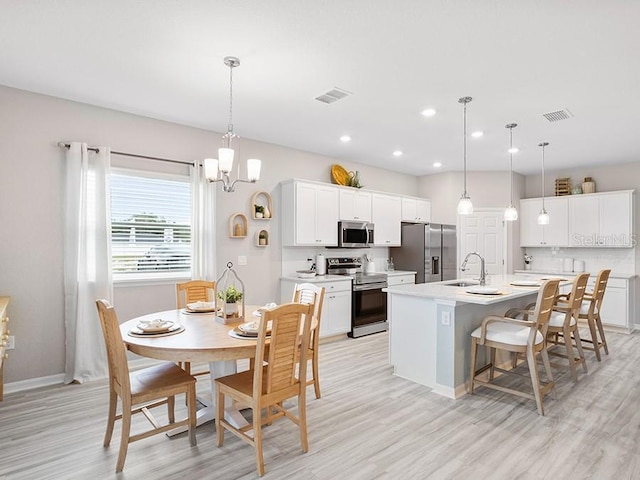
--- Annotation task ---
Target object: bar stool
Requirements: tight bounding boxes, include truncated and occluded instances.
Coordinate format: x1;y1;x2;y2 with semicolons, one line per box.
579;269;611;361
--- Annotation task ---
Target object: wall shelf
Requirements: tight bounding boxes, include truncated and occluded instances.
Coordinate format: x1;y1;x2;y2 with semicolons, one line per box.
229;213;248;238
256;229;269;247
251;191;273;220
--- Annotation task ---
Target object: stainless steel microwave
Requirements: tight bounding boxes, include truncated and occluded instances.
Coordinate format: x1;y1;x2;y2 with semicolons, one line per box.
337;221;374;248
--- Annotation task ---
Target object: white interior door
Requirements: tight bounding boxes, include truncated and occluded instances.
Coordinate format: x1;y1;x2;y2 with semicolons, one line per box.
458;209;506;278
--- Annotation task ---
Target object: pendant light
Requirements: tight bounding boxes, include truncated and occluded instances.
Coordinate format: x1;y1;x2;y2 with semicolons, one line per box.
457;96;473;215
504;123;518;221
204;56;262;193
537;142;550;225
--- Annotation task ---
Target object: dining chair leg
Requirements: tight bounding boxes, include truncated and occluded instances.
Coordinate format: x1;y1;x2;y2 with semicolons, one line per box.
104;390;117;446
526;349;544;415
573;328;588;373
298;391;309;453
311;351;321;399
215;387;225;447
596;313;609;355
167;395;175;424
469;338;478;394
564;326;578;382
116;399;132;472
254;403;265;476
188;384;197;446
541;347;556;400
586;314;602;361
489;347;496;381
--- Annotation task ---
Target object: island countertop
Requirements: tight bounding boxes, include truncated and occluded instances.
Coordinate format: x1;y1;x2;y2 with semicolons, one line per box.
383;274;572;305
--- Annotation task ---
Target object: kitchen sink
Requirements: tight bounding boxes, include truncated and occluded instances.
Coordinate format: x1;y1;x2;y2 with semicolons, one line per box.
442;280;480;287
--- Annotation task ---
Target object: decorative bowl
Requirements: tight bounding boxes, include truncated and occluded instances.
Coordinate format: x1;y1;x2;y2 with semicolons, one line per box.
296;270;316;279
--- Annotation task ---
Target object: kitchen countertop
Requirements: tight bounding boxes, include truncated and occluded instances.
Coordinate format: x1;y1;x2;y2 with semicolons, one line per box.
281;270;416;282
514;269;637;280
384;274;572;305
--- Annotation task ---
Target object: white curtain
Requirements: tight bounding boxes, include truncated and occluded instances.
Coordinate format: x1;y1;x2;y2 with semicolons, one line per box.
63;143;113;384
191;161;217;280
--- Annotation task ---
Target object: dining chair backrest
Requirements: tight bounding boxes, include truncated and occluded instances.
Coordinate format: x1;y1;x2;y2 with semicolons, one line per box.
592;269;611;309
255;303;314;397
176;280;215;309
291;283;325;326
532;279;562;338
96;299;130;397
565;273;590;315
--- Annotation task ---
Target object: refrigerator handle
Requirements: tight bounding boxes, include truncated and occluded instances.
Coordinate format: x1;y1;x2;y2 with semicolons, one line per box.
432;256;440;276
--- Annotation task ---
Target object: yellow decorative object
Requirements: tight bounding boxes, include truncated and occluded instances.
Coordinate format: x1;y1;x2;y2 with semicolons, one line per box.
331;164;350;186
229;213;248;238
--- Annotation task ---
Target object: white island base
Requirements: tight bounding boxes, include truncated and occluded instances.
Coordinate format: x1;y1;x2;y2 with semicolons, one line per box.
385;275;564;399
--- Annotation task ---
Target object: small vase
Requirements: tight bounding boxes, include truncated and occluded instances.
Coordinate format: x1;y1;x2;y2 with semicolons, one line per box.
255;212;264;219
224;303;238;316
525;263;532;270
263;207;271;218
259;238;266;245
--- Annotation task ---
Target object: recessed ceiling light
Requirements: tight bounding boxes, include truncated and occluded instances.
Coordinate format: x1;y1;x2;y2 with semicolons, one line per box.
421;108;437;117
340;135;351;143
508;147;519;154
433;162;442;168
393;150;403;157
471;131;484;138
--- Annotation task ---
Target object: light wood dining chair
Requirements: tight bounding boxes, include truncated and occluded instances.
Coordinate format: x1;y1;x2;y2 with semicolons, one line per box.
175;280;215;376
578;269;611;361
469;279;560;415
215;302;314;476
95;300;197;472
547;272;590;381
292;282;326;399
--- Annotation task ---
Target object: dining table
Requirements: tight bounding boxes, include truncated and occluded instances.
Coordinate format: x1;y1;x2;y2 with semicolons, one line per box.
120;304;266;435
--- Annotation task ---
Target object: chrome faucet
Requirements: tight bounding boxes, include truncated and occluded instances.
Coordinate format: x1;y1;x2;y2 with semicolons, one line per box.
461;252;487;286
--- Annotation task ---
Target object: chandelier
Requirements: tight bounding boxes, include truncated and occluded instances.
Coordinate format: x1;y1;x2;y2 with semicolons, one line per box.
204;56;261;192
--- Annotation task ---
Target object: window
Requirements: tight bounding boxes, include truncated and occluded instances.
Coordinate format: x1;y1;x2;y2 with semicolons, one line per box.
111;170;191;280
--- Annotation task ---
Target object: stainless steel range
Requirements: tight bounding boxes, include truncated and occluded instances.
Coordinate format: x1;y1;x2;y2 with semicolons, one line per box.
326;257;388;337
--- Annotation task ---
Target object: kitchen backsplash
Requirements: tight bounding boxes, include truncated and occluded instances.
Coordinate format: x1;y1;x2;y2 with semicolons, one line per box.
282;246;390;276
523;247;636;275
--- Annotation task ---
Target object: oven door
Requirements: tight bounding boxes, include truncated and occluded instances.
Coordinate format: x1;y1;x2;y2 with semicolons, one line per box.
350;283;387;337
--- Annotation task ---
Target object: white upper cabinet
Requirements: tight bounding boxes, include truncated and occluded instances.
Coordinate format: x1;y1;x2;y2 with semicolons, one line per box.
401;197;431;223
281;180;339;246
568;190;634;247
339;188;372;221
519;196;569;247
372;193;402;246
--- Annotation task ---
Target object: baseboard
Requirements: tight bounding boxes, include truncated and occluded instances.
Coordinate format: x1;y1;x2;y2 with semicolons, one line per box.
3;357;166;396
5;373;65;395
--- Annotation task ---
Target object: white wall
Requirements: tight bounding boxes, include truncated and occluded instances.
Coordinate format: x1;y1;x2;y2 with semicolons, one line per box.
0;85;416;384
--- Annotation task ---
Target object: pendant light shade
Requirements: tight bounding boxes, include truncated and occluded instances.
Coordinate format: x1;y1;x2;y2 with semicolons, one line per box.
504;123;518;221
537;142;550;225
457;96;473;215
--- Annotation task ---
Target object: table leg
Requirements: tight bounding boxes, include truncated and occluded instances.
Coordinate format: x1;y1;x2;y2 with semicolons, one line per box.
167;360;250;437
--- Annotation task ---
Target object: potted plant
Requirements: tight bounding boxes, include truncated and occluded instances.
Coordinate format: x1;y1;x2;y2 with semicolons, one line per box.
524;254;533;270
258;231;267;245
218;285;243;315
254;204;265;218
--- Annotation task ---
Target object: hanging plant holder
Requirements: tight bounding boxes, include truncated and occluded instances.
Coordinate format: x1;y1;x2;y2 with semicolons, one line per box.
214;262;246;325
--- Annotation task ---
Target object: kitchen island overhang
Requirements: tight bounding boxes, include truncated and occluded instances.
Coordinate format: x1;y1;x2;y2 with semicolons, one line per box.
384;275;572;399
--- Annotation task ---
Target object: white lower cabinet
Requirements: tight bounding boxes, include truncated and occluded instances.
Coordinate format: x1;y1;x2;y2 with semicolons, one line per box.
280;278;352;337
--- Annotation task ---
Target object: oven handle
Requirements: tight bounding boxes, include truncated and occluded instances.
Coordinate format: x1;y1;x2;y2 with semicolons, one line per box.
353;283;387;292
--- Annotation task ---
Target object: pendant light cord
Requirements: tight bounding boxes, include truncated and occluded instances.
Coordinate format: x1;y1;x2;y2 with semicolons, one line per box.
463;101;467;195
509;128;514;206
541;143;546;209
228;62;234;134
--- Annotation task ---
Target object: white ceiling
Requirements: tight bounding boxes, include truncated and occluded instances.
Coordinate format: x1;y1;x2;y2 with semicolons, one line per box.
1;1;639;175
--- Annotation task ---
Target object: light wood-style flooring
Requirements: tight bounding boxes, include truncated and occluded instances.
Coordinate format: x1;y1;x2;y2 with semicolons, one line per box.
1;329;640;479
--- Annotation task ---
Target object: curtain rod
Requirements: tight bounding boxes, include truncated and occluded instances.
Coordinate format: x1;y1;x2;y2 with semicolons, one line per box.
57;142;195;167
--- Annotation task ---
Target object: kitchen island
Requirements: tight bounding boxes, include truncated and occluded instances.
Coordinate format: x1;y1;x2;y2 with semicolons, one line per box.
384;274;572;399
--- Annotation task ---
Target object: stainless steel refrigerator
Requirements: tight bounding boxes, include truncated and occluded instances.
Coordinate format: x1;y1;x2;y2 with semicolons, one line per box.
391;223;457;283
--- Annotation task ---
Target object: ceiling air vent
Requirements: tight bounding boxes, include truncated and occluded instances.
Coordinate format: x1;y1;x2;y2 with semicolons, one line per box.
542;108;573;122
315;87;352;104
